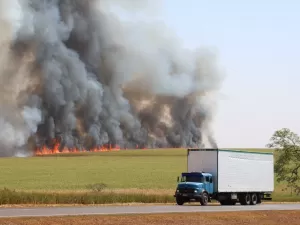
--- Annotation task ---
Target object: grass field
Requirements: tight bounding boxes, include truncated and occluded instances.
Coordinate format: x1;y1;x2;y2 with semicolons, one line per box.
0;148;187;191
1;211;299;225
0;148;298;204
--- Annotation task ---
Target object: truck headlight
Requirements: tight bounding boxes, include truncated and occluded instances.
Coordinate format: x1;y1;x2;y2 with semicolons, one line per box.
194;189;198;193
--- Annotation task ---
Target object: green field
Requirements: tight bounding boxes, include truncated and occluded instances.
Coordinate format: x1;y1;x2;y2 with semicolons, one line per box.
1;148;187;191
0;148;298;204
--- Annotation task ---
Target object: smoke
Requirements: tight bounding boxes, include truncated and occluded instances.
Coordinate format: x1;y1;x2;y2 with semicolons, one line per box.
0;0;223;157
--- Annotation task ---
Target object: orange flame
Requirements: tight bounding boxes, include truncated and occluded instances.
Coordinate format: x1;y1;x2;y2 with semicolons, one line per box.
34;139;122;156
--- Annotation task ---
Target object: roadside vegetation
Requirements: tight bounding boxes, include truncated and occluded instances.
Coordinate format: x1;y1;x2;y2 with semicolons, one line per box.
0;188;174;205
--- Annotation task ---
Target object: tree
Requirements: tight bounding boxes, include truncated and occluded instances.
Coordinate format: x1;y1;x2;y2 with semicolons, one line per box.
267;128;300;195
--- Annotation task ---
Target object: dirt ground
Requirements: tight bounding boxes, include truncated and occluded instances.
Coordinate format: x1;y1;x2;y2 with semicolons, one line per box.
0;210;299;225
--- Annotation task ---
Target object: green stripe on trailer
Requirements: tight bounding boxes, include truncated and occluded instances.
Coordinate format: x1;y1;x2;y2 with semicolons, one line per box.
187;148;273;155
220;149;273;155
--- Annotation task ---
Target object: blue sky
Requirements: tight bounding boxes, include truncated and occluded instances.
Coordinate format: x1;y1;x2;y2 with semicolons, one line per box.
160;0;300;148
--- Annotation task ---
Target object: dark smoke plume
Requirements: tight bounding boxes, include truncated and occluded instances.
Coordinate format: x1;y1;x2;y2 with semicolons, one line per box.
0;0;223;157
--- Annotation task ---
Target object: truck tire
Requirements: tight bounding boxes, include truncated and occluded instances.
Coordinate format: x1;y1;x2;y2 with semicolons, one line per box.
200;192;209;206
176;197;185;205
250;193;258;205
239;193;251;205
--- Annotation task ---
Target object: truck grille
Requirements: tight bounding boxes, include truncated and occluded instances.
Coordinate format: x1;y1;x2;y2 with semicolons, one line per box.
178;188;195;194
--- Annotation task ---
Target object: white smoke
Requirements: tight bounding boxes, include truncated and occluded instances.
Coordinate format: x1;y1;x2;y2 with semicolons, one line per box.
0;0;223;156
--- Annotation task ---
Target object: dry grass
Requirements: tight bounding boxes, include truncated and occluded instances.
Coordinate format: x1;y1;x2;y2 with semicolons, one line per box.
20;188;174;195
0;188;174;205
0;211;299;225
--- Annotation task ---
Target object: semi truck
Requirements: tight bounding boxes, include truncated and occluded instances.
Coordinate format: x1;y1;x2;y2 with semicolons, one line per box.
174;148;274;206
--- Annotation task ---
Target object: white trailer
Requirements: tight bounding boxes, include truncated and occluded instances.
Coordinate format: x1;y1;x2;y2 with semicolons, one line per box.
174;149;274;206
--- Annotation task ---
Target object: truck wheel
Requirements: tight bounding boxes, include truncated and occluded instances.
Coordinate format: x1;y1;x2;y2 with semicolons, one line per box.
240;193;251;205
250;193;258;205
176;197;184;205
200;192;209;206
200;193;208;206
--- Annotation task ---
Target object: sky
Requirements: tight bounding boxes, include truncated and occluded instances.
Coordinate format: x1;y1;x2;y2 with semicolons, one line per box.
159;0;300;148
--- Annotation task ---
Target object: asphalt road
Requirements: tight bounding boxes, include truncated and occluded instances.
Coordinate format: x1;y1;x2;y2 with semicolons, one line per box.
0;204;300;218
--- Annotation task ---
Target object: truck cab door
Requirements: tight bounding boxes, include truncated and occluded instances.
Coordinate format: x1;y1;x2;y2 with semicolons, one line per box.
204;176;213;194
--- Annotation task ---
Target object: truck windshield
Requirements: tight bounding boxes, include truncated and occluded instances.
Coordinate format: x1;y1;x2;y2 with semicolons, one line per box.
181;175;204;183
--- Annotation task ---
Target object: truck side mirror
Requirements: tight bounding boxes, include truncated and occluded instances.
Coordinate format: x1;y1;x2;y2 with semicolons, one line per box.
177;176;179;182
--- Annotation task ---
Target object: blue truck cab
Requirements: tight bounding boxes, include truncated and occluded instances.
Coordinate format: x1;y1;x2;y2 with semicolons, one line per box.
174;172;213;206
